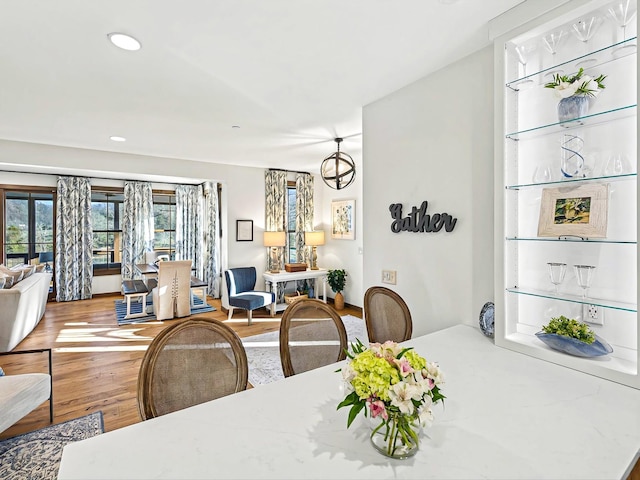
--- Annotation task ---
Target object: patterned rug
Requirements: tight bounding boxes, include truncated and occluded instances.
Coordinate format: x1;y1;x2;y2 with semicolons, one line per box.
0;411;104;480
242;315;368;386
115;294;215;325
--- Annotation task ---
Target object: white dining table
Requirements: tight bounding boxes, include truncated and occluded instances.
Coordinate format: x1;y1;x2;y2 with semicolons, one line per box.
58;324;640;479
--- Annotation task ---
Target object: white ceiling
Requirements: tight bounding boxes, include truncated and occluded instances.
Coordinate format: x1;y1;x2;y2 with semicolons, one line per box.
0;0;525;173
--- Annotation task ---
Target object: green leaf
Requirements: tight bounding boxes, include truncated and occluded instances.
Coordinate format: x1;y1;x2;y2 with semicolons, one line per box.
337;391;359;410
346;402;365;428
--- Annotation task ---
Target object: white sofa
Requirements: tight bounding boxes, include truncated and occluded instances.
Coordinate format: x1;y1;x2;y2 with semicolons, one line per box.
0;272;52;352
0;348;53;433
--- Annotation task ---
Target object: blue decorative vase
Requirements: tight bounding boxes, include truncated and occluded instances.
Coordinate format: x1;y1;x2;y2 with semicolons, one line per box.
557;95;589;123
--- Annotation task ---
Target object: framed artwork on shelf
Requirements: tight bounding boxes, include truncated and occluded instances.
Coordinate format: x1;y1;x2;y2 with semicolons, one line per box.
537;184;609;238
331;199;355;240
236;220;254;242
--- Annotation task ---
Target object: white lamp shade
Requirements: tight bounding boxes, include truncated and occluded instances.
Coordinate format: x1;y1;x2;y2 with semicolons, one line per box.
305;231;325;246
263;231;286;247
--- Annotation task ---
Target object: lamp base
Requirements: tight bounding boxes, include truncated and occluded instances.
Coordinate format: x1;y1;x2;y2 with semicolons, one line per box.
310;266;319;270
269;268;280;274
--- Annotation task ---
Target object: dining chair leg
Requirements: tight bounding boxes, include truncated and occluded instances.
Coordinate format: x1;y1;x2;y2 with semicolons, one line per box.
227;306;233;321
247;309;253;326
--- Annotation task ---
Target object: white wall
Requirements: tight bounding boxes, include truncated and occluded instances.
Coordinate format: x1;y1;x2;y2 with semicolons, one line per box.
0;140;271;294
318;162;364;308
362;46;495;336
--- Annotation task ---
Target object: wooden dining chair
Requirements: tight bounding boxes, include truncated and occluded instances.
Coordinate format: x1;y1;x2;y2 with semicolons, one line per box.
152;260;192;320
137;318;248;420
279;299;347;377
363;286;413;344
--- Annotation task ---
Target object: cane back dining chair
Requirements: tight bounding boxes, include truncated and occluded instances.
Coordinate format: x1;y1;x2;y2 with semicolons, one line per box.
137;318;248;420
279;298;347;377
363;286;413;344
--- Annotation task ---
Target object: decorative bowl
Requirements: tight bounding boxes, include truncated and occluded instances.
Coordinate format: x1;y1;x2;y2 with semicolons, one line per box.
535;332;613;357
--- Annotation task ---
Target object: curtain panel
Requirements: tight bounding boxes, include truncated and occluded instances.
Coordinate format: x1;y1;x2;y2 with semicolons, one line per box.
202;181;220;297
295;173;314;264
175;184;203;277
264;170;287;273
121;181;154;280
55;176;93;301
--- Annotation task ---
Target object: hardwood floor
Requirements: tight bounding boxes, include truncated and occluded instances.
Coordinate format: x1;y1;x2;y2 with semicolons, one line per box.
0;294;362;440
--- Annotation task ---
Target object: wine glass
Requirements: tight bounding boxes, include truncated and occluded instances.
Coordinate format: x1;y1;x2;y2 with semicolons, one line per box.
604;153;631;175
608;0;637;55
574;265;596;298
542;30;567;79
514;43;536;88
548;262;567;294
571;15;603;67
533;162;553;183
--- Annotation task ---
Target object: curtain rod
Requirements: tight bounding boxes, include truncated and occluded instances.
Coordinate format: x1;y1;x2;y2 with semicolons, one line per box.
0;168;203;187
268;168;312;175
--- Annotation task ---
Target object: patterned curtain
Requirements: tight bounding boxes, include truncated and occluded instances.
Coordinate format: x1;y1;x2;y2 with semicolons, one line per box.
202;181;221;297
295;173;314;265
121;182;154;280
55;176;93;301
175;184;203;276
264;170;287;272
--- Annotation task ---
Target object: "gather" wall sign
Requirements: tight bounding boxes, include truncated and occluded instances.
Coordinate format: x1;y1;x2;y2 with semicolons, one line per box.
389;201;457;233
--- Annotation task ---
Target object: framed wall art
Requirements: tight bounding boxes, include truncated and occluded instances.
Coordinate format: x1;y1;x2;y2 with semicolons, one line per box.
537;184;609;238
331;199;355;240
236;219;254;242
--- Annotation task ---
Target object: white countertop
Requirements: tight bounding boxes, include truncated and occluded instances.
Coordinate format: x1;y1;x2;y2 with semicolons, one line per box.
58;325;640;479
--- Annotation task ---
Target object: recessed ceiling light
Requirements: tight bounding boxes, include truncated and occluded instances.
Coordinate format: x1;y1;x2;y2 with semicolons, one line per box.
107;33;141;51
110;136;126;142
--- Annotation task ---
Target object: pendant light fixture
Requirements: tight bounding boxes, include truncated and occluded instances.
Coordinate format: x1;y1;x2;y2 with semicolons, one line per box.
320;137;356;190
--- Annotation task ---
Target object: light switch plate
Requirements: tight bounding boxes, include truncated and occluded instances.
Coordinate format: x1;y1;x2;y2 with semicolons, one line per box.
382;270;397;285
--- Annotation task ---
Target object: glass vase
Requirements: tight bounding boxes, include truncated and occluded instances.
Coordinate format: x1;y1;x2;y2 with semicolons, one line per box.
557;95;589;123
370;414;421;459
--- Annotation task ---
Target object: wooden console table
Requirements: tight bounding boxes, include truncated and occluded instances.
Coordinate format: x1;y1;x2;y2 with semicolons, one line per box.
263;268;328;314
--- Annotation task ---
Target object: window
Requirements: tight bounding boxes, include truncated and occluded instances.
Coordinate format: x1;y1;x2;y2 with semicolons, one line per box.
3;190;54;268
153;193;176;260
91;191;123;273
286;182;296;263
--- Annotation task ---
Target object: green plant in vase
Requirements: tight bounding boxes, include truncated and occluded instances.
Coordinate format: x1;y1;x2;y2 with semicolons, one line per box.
541;315;595;344
327;269;347;310
544;68;606;123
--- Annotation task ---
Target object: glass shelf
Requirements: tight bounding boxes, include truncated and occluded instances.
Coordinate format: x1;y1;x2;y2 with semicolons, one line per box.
506;287;637;312
506;104;637;140
506;37;637;89
506;173;637;190
505;236;636;244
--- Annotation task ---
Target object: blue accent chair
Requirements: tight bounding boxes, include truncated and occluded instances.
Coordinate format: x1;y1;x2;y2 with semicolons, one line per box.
225;267;275;325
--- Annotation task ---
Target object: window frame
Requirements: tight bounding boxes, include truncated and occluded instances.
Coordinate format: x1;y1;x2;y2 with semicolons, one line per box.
91;188;124;276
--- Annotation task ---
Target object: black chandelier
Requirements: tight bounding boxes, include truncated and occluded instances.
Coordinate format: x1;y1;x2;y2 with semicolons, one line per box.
320;137;356;190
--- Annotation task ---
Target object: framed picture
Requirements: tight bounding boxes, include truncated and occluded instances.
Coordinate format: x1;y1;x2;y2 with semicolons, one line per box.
537;184;609;238
236;220;253;242
331;199;355;240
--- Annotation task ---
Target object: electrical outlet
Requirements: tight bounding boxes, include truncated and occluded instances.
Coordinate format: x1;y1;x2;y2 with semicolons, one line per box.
583;304;604;326
382;270;397;285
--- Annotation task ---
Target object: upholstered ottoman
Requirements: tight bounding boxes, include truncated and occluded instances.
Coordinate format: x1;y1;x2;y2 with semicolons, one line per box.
0;373;51;433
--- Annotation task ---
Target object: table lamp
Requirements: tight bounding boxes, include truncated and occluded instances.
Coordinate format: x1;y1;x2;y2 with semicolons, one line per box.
263;231;286;273
38;251;54;273
304;231;325;270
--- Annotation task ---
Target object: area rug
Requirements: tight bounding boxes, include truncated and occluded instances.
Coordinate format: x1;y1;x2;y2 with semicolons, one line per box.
0;411;104;480
242;315;368;386
115;294;215;325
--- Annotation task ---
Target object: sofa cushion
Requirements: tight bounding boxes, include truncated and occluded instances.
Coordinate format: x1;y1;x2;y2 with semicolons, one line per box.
0;272;13;289
0;265;23;286
11;264;36;279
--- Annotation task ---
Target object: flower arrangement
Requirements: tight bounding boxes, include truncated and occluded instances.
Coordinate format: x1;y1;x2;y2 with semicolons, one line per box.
544;68;606;98
541;315;595;344
337;339;445;458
